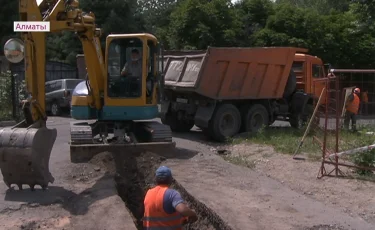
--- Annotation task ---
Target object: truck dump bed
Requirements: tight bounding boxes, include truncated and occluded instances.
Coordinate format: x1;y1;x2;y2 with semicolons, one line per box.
162;47;307;100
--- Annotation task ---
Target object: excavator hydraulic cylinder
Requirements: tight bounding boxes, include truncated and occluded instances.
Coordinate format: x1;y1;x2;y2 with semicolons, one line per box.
0;125;57;190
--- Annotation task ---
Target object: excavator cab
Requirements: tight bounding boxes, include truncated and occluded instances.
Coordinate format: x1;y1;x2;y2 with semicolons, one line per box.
70;34;160;121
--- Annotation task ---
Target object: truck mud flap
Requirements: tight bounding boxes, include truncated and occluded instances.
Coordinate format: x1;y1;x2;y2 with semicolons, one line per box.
194;103;216;128
70;141;176;163
0;126;57;190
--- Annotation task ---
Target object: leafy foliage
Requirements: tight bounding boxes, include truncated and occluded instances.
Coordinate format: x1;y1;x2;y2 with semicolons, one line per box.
0;71;26;121
1;0;374;68
167;0;239;49
351;149;375;175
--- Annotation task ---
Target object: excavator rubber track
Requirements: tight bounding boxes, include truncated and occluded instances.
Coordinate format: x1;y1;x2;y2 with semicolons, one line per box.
0;122;57;190
69;121;175;163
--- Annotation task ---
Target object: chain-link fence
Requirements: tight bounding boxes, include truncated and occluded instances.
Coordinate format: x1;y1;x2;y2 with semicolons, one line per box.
334;70;375;117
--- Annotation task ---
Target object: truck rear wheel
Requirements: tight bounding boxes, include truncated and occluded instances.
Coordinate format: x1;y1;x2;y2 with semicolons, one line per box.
208;104;241;142
162;112;194;132
244;104;269;133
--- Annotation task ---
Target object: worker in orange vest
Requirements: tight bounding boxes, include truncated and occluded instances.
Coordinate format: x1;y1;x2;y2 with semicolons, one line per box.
344;87;361;132
143;166;198;229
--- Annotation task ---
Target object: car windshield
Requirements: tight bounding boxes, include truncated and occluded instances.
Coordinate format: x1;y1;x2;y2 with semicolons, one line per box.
45;80;62;93
66;79;84;89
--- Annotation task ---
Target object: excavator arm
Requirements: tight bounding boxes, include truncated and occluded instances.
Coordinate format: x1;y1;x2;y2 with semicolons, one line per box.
0;0;106;190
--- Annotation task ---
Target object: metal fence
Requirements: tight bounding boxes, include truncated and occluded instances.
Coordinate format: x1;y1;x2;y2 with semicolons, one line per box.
333;70;375;117
10;60;78;82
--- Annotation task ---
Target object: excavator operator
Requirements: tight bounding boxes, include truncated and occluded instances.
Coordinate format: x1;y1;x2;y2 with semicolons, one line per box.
121;48;142;77
120;47;154;96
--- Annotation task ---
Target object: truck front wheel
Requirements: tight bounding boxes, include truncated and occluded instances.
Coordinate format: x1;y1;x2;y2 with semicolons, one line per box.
289;114;304;129
244;104;269;133
290;104;313;129
208;104;241;142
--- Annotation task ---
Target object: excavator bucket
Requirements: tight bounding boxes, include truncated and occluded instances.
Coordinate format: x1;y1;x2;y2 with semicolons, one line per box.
0;123;57;190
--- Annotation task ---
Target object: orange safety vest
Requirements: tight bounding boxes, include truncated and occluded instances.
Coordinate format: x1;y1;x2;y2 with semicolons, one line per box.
143;185;186;230
346;93;360;114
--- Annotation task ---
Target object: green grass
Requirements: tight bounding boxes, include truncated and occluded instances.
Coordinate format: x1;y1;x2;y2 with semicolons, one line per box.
228;124;375;161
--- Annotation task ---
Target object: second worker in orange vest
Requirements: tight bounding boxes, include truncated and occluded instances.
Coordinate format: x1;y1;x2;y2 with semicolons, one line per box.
344;87;360;132
143;166;198;230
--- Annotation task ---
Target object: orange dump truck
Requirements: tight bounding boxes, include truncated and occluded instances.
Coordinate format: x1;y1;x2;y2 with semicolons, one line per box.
160;47;328;141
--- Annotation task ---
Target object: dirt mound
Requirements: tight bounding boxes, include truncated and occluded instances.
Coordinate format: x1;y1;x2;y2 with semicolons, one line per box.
90;151;232;230
303;224;349;230
88;151;117;174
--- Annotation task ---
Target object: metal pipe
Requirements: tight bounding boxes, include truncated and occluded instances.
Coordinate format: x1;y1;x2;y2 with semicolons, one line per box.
328;143;375;159
335;75;340;176
330;69;375;73
319;78;330;177
323;160;375;171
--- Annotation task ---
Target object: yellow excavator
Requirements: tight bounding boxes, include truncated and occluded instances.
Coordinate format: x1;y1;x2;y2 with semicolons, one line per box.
0;0;174;190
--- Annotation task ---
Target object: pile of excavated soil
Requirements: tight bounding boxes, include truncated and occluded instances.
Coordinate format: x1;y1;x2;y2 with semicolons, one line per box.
88;151;117;175
89;151;232;230
303;224;348;230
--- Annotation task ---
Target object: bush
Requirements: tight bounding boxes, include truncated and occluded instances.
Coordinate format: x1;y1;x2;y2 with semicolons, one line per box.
0;71;26;121
350;149;375;176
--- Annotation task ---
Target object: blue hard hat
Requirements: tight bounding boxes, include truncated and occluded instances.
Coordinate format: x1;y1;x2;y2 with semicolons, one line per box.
155;166;172;179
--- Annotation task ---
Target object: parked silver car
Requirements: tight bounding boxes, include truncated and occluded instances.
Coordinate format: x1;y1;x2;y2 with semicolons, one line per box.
45;79;84;116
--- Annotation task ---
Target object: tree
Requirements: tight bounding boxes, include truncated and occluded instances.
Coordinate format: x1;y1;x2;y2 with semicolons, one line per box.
251;3;320;48
138;0;181;48
47;0;146;65
167;0;240;49
249;2;375;68
0;1;18;55
233;0;275;46
275;0;351;14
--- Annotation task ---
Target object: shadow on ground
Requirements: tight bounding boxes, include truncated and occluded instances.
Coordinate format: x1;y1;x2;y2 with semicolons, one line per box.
172;128;225;147
4;173;117;216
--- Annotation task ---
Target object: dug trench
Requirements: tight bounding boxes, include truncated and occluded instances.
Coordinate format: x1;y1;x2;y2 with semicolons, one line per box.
89;151;232;230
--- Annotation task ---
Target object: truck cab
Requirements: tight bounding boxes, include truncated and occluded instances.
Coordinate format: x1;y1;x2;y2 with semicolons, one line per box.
292;53;327;100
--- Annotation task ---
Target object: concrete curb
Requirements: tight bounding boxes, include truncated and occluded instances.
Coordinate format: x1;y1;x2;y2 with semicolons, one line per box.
0;120;16;127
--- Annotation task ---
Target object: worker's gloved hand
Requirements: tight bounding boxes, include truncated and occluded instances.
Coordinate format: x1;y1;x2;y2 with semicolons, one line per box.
188;215;198;223
182;213;198;225
182;217;189;225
